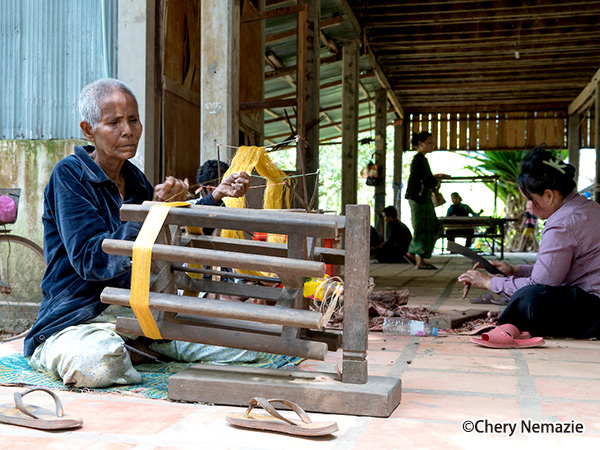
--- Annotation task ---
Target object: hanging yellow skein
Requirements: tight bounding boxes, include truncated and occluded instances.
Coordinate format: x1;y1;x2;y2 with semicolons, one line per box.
221;146;291;277
221;145;290;237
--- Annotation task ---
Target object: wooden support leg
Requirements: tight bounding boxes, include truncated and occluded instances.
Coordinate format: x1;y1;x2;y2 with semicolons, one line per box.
280;233;307;339
342;204;369;384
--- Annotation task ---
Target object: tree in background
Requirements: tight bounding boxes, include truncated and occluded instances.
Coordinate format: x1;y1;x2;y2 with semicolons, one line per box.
462;148;567;250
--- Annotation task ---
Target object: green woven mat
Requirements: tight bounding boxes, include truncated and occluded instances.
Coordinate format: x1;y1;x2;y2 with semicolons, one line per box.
0;353;302;399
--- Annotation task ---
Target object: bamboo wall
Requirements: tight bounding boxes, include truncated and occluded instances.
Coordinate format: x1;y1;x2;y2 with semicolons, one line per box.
407;111;596;151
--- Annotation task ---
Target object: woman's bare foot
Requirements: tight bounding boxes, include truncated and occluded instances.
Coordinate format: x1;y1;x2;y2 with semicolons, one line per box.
487;311;500;325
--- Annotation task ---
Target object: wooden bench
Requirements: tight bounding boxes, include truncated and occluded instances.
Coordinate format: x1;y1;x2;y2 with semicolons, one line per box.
439;216;509;258
100;202;401;417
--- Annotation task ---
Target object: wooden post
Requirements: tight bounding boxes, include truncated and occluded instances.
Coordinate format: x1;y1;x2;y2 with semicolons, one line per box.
393;123;405;215
296;6;308;207
341;40;359;215
374;89;387;236
117;0;158;183
568;113;580;189
200;0;240;162
297;0;320;208
342;204;369;384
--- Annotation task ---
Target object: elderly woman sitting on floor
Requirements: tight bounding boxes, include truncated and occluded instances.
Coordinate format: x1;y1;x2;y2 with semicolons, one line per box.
23;78;270;388
458;146;600;347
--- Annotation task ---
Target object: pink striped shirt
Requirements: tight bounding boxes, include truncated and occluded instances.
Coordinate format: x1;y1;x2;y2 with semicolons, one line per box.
491;193;600;298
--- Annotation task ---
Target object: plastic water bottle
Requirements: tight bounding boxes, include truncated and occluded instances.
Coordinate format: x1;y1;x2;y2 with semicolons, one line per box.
382;318;438;336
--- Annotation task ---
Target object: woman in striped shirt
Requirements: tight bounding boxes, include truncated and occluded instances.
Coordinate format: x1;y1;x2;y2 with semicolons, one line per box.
459;146;600;339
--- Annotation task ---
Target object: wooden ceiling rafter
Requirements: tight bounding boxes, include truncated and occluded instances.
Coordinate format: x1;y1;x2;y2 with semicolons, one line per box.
368;32;600;50
266;70;375;102
356;4;600;27
265;14;344;44
262;1;599;145
341;0;404;119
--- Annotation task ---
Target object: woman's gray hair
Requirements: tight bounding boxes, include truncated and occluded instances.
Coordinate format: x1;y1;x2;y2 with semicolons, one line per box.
78;78;138;130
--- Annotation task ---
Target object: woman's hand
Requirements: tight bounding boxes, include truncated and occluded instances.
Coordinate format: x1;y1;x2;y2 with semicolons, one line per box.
489;261;518;277
153;176;189;202
211;172;251;202
458;269;493;291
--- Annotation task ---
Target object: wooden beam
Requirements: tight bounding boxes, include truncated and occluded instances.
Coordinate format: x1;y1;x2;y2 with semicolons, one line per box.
320;30;339;55
200;0;240;161
374;89;387;235
341;0;404;119
342;205;370;384
393;81;590;95
241;4;304;23
265;14;344;44
321;111;342;133
267;70;375;102
265;97;371;124
369;32;600;52
393;123;405;214
240;99;297;110
569;68;600;115
265;50;296;88
267;108;395;140
341;39;359;215
265;53;342;80
116;317;328;360
359;7;600;28
299;0;320;209
102;288;325;329
568;113;580;188
163;76;200;107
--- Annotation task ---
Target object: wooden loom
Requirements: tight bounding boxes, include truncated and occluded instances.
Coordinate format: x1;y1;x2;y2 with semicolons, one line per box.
100;202;401;417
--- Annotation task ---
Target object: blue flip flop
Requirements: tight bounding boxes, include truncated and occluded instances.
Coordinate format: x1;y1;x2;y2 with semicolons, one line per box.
469;292;495;304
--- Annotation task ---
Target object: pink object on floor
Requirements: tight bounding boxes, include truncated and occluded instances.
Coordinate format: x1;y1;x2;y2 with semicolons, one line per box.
470;324;544;349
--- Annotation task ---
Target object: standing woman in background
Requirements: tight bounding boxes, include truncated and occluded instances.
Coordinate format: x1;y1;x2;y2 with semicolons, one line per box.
405;131;443;269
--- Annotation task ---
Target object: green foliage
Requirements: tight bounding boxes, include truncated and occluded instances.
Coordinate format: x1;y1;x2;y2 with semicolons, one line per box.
461;148;567;249
269;128;398;216
461;148;568;213
461;150;526;209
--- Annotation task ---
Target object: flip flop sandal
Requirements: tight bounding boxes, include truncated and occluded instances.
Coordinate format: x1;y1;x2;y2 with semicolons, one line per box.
0;387;83;430
461;322;496;335
470;324;544;349
469;292;495;304
226;397;338;437
490;293;510;305
416;263;438;270
461;323;530;337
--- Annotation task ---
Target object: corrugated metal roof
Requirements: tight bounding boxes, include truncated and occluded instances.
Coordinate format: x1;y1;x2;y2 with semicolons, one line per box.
0;0;117;139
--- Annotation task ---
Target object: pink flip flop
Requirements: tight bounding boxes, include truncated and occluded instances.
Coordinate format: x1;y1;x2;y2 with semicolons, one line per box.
470;324;544;349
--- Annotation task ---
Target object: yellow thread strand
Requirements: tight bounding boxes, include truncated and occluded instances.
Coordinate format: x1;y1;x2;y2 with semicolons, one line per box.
130;201;190;339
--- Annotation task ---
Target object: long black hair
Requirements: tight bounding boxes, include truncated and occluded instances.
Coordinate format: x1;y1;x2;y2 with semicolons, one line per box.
518;145;576;201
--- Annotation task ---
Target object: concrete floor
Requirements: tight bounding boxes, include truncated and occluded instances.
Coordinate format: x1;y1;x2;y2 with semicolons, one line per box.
1;252;599;449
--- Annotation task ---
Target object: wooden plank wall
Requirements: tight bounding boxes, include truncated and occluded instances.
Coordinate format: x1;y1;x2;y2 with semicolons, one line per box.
406;112;571;151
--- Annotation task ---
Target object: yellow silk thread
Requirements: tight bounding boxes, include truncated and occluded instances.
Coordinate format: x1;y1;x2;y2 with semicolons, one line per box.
220;146;291;277
130;201;190;339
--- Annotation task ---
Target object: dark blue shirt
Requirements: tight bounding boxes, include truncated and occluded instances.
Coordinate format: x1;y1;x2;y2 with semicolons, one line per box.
446;203;476;217
24;146;217;356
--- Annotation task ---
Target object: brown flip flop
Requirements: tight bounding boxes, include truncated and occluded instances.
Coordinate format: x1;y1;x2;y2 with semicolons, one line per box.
0;387;83;430
226;397;338;437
